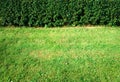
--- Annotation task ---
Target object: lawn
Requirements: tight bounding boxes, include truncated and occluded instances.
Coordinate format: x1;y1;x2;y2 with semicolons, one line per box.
0;26;120;82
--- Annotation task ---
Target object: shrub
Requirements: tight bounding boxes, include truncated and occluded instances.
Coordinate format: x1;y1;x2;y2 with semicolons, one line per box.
0;0;120;27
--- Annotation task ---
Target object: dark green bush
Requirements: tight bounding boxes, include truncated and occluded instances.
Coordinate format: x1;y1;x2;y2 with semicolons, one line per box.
0;0;120;27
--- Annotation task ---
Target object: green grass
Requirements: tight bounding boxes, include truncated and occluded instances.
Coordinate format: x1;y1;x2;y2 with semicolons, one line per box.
0;26;120;82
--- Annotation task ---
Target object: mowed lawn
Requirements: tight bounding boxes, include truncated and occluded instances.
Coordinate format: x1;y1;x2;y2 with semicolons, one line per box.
0;26;120;82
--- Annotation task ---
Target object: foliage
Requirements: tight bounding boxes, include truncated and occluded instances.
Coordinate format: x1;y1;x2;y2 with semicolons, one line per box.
0;0;120;27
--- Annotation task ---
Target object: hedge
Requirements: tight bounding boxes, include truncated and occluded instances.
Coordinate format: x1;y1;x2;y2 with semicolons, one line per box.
0;0;120;27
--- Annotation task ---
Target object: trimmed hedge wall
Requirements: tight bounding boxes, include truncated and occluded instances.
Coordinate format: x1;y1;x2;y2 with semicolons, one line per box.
0;0;120;27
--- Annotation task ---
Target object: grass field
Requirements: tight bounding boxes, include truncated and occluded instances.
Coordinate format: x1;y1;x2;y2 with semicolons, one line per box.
0;26;120;82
